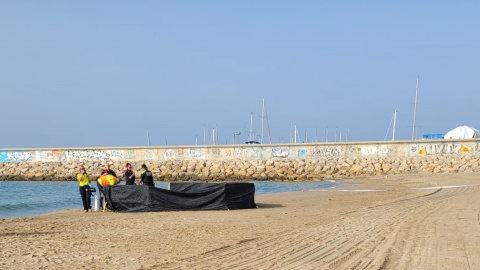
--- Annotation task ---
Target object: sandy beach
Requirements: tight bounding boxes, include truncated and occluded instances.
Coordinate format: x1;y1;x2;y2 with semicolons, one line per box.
1;173;480;269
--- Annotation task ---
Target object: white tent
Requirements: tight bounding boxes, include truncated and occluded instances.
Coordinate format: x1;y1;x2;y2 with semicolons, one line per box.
444;126;480;139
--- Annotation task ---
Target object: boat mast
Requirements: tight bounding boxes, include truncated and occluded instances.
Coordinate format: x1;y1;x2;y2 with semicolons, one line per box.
290;121;293;143
412;77;419;140
261;98;264;144
392;109;397;141
263;99;272;143
212;128;215;145
147;130;151;146
294;125;297;143
249;112;254;142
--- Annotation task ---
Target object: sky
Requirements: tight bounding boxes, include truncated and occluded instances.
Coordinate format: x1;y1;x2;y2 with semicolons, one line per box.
1;1;479;148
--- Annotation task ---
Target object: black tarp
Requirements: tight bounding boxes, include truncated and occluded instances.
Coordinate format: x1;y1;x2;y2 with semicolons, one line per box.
102;182;256;212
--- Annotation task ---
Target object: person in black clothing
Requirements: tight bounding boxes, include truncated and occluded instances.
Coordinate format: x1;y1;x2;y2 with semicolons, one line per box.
139;164;154;186
124;163;135;185
101;163;118;179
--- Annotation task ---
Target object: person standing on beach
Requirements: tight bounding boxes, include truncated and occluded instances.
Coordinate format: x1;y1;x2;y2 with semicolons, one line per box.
138;164;154;187
124;163;135;185
96;163;118;209
77;166;92;212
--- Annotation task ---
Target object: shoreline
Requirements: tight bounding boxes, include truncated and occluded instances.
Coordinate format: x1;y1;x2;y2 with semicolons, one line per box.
0;179;337;220
1;172;480;269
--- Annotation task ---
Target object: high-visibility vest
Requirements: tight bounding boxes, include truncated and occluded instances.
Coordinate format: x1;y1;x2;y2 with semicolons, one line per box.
77;173;90;187
97;174;117;186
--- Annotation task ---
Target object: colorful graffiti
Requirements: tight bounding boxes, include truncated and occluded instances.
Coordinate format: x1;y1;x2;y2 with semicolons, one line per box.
407;143;479;156
348;145;389;155
35;150;66;162
108;150;124;160
0;151;32;162
297;149;307;157
234;147;267;159
35;150;126;162
272;147;289;158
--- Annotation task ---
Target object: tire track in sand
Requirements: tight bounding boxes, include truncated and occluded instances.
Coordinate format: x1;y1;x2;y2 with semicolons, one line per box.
154;185;476;270
385;185;480;269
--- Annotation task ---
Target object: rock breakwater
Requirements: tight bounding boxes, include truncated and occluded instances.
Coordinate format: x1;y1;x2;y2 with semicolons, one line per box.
1;155;479;181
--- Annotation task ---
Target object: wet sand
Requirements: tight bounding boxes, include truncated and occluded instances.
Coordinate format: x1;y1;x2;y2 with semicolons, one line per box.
1;173;480;269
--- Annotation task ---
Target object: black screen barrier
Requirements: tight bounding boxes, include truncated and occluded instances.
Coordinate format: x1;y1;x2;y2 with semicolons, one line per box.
102;182;256;212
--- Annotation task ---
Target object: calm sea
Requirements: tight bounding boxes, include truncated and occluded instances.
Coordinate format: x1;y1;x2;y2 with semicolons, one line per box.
0;180;338;219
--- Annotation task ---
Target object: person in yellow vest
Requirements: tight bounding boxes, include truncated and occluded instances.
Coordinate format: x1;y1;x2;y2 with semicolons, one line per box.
96;163;117;210
77;166;92;212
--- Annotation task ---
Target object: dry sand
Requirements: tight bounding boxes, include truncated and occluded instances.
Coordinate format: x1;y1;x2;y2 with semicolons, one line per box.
2;173;480;269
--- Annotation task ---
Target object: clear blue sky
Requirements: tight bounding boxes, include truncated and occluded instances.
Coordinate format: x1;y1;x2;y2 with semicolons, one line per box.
1;1;479;148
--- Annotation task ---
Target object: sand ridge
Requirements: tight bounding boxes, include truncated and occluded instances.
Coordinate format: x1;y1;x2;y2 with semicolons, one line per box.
1;173;480;269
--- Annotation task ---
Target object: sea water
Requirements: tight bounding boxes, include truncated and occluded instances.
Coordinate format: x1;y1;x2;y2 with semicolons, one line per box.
0;180;337;219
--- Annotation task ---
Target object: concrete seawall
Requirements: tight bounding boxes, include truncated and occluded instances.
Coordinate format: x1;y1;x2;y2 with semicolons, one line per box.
1;139;479;181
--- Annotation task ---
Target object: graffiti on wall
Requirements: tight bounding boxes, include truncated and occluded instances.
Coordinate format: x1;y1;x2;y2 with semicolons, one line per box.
125;150;135;160
211;148;222;157
176;149;185;157
298;149;307;157
272;147;289;158
108;150;124;160
187;148;206;159
67;150;110;161
164;149;176;160
407;143;479;156
236;148;247;156
144;150;156;160
35;150;66;162
310;146;345;158
348;145;389;156
248;147;264;159
234;147;265;159
35;150;127;162
0;151;32;162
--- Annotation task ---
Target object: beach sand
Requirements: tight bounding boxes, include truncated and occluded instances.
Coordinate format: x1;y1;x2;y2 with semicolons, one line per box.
1;173;480;269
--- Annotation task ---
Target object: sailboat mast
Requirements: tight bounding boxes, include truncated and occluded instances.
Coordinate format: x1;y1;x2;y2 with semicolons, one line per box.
412;77;419;140
147;130;151;146
212;129;215;145
294;125;297;143
263;99;272;144
392;109;397;141
261;98;265;144
249;112;254;142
